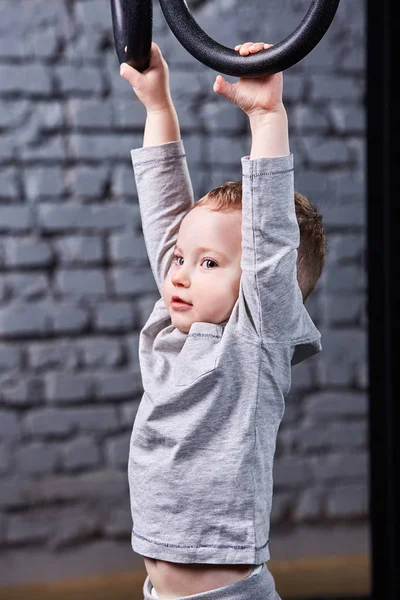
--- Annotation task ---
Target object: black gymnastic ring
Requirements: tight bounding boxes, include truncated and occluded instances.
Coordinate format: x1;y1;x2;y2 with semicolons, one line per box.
111;0;340;77
110;0;153;72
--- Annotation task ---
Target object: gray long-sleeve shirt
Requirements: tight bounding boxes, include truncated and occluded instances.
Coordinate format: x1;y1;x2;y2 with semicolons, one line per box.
128;140;321;565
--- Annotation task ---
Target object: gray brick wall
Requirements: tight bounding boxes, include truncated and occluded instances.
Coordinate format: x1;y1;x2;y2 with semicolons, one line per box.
0;0;367;586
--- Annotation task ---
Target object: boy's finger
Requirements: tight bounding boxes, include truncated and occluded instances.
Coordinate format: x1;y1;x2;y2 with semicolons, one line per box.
247;42;272;54
120;62;142;86
239;42;255;55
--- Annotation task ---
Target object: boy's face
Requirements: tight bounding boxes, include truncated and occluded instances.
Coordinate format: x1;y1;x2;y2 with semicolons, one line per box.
162;206;242;333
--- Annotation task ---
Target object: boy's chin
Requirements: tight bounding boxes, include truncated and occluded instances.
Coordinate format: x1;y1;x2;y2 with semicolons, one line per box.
170;313;192;334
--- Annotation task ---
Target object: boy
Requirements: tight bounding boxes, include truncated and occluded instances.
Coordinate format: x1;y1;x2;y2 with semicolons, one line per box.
120;41;325;600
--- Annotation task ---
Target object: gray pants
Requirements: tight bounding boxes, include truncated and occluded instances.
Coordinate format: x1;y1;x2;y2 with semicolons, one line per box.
142;563;282;600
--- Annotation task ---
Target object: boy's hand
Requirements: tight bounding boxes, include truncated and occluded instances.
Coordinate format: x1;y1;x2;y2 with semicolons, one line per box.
120;42;172;113
213;42;284;117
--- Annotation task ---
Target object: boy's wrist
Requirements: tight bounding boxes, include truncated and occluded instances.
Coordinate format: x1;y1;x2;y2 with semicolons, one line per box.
248;104;287;128
248;106;290;159
146;100;176;116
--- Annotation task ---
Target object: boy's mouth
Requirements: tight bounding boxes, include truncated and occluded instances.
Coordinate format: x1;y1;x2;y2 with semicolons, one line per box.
171;296;192;305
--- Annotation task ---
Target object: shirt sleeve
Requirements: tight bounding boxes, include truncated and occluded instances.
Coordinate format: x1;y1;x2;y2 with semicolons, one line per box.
130;140;195;297
239;153;322;366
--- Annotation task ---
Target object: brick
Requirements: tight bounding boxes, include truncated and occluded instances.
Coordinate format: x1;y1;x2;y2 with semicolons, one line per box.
30;28;59;59
109;233;148;263
0;302;51;338
0;168;18;200
46;372;92;404
112;99;147;129
23;406;119;437
293;105;330;132
16;442;59;474
50;302;89;334
325;265;366;293
21;137;66;162
0;35;24;59
0;478;26;508
68;134;139;160
208;136;249;166
327;484;369;518
273;456;314;489
78;338;122;367
69;166;109;198
0;442;10;474
68;99;113;128
327;234;365;264
38;204;95;232
103;506;132;537
6;510;53;543
0;345;21;371
21;470;128;506
331;104;365;133
0;100;29;128
35;103;64;130
112;165;137;198
55;66;103;94
76;0;112;30
0;410;21;439
50;505;101;549
327;421;367;448
303;137;352;167
295;420;367;451
63;407;119;433
325;294;364;326
4;273;50;300
305;391;368;418
94;303;135;331
61;437;100;471
312;452;369;482
95;369;140;400
54;236;104;265
0;133;17;164
131;296;158;329
0;207;32;232
110;267;158;295
270;491;293;524
28;341;78;370
120;400;140;427
24;167;65;200
294;489;323;522
105;434;130;468
201;101;244;133
38;203;133;232
23;408;74;437
317;329;367;386
5;238;53;268
55;269;107;298
0;65;51;94
310;75;364;101
0;375;44;407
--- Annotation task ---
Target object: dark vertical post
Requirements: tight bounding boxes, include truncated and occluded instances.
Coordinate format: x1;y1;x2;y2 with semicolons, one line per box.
367;0;400;597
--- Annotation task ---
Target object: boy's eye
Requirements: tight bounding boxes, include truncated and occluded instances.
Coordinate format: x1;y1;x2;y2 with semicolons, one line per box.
174;255;184;266
203;259;217;269
172;254;217;269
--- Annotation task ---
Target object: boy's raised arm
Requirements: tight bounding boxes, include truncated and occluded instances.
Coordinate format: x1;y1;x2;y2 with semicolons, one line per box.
215;42;321;361
120;43;181;146
119;44;195;296
142;104;181;147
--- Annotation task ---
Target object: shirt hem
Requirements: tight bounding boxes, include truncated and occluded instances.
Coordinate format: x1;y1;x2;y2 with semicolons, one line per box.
131;529;271;564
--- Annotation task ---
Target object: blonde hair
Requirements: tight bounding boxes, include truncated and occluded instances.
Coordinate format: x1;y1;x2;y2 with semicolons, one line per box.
191;181;326;302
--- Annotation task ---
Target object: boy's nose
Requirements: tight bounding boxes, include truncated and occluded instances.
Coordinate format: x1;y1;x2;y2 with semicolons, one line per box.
171;270;190;286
